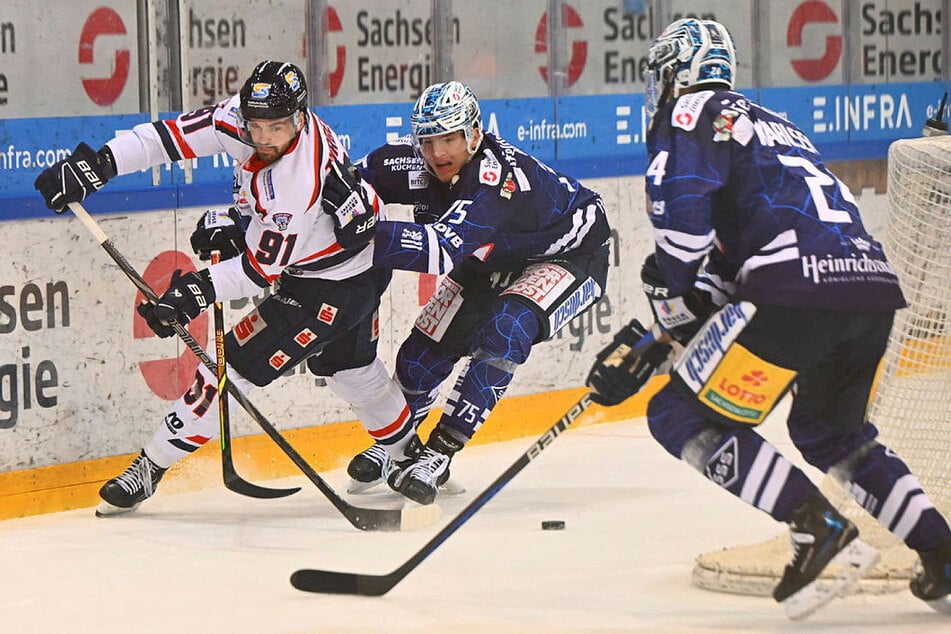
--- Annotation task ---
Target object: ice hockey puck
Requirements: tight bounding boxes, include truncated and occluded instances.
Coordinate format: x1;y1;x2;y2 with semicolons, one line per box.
541;520;566;531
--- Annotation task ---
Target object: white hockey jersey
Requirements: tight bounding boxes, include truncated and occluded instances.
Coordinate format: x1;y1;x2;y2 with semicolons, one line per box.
105;95;383;301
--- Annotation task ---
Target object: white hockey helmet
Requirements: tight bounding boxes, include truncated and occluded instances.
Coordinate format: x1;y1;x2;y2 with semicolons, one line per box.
645;18;736;118
411;81;482;152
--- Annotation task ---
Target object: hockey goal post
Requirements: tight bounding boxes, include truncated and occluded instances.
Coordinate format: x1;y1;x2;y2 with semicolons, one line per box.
692;133;951;596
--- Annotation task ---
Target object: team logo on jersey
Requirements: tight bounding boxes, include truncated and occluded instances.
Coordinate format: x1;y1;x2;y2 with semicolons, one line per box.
317;303;338;324
294;328;317;348
501;263;576;310
713;110;738;142
234;310;267;346
269;350;291;371
272;212;292;231
500;174;517;199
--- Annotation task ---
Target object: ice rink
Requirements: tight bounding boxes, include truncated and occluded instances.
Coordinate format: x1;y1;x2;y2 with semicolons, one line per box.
2;414;948;633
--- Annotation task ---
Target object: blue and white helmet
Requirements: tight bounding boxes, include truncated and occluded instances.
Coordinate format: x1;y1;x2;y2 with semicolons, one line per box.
645;19;736;118
411;81;482;150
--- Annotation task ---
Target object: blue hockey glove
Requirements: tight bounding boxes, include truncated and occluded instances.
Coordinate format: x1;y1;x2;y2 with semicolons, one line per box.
137;269;215;338
586;319;673;406
190;207;248;261
321;158;377;250
34;142;116;212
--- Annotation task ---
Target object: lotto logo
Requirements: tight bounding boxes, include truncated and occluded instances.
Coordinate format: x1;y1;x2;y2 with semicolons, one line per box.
234;311;266;345
294;329;317;347
269;351;290;370
317;303;338;324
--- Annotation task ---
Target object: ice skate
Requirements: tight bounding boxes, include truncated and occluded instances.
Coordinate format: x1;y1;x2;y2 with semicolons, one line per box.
96;451;166;517
773;493;879;619
911;538;951;614
346;443;393;493
390;427;463;505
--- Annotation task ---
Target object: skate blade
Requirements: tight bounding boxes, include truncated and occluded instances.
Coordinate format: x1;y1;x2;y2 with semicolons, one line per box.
438;477;466;495
783;538;880;621
346;478;384;495
95;500;141;517
924;596;951;614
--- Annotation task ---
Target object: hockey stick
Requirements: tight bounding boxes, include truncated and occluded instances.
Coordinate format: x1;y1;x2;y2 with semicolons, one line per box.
290;393;593;595
67;202;440;531
210;250;299;499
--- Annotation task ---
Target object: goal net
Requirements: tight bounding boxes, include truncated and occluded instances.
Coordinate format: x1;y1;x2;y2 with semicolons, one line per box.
692;133;951;596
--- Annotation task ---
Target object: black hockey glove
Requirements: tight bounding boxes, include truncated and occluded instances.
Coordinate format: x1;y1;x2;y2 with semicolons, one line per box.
586;319;673;407
641;253;715;344
136;269;216;338
33;142;116;212
190;207;248;261
321;158;377;250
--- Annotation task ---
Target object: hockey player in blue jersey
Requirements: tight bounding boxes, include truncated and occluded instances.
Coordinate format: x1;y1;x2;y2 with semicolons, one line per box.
321;81;611;505
585;18;951;617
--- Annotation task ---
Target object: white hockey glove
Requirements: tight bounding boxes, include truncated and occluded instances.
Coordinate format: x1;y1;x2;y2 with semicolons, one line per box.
321;158;377;250
34;142;116;212
586;319;673;406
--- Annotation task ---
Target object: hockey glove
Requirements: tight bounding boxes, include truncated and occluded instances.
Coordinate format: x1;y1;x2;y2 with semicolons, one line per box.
586;319;673;407
190;207;249;261
33;142;116;212
137;269;216;338
641;253;715;344
321;158;377;250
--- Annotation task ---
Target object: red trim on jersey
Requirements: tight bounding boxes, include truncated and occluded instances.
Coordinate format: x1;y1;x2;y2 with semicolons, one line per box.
367;405;412;440
245;251;280;284
295;241;344;265
186;434;211;445
166;121;197;159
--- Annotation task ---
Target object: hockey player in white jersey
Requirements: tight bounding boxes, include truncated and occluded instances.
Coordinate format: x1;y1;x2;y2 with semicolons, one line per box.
585;19;951;617
34;61;420;515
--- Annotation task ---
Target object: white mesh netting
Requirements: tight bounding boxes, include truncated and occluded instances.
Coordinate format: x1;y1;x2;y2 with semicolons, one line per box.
692;134;951;596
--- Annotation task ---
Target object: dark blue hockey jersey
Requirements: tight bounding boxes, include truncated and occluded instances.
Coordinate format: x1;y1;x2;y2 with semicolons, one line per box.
356;134;610;274
646;89;906;311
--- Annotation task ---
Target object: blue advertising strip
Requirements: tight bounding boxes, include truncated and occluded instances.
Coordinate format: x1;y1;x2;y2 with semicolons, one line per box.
2;82;947;221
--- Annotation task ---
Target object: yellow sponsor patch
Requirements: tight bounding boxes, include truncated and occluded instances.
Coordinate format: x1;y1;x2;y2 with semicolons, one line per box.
698;343;795;425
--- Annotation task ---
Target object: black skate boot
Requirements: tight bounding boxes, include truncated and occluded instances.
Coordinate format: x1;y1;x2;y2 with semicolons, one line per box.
96;451;166;517
911;537;951;613
346;443;393;493
391;427;463;506
773;492;879;619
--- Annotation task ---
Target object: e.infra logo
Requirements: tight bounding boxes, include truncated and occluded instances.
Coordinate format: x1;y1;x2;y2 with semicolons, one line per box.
787;1;842;81
79;7;130;106
535;4;587;88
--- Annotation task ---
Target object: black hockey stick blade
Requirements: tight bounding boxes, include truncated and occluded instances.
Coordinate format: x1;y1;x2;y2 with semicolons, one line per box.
67;202;437;531
212;250;300;500
290;394;593;594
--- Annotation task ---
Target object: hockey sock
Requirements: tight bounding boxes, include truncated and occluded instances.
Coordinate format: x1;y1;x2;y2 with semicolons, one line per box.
682;426;818;522
838;442;951;551
327;359;416;458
